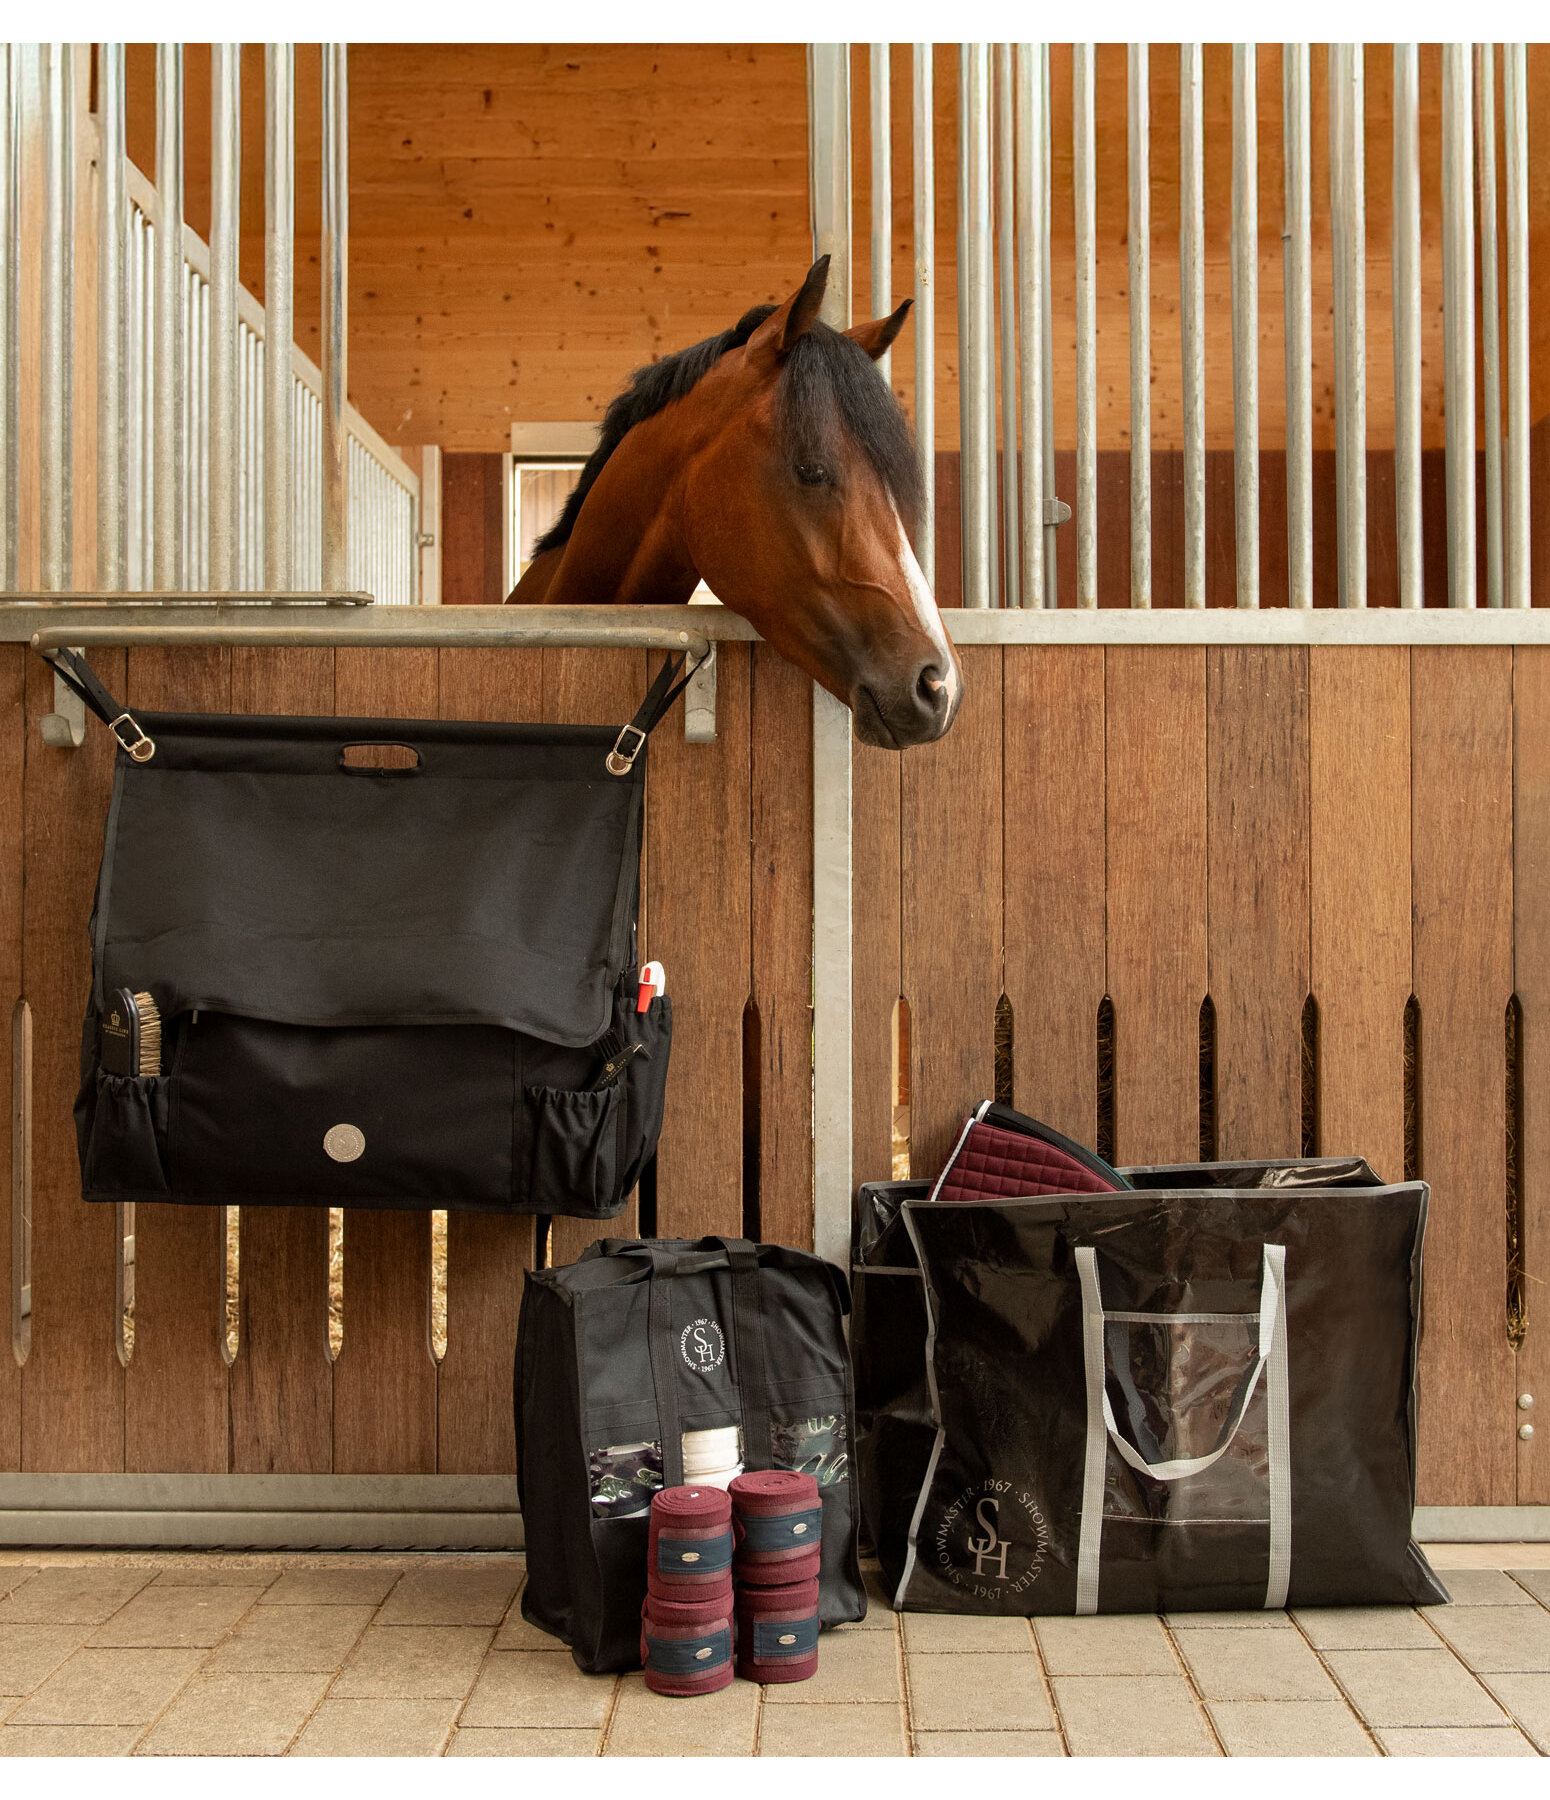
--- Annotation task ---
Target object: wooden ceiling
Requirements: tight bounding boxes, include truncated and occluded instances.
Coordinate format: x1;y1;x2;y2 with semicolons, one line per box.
123;43;1550;454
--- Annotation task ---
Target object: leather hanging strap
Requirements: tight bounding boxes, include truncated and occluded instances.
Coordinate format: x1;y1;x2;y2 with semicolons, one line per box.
606;651;700;775
40;648;157;761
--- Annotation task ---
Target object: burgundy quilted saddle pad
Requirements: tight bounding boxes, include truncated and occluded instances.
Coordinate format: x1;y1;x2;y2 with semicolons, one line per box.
928;1101;1129;1203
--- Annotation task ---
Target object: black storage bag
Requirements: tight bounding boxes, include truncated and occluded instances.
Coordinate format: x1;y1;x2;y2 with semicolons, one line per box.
856;1159;1447;1614
59;648;681;1218
516;1235;866;1672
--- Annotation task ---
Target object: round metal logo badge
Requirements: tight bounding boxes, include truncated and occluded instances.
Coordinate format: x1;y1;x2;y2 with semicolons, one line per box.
324;1124;366;1163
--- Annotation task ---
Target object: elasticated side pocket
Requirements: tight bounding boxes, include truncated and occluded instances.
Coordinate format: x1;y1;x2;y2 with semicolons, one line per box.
620;995;672;1195
84;1071;171;1198
525;1080;625;1218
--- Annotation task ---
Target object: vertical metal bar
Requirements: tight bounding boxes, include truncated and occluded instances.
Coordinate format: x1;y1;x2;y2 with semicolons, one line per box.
1073;43;1097;606
208;44;240;590
40;44;73;592
912;44;935;588
1180;44;1205;608
870;43;891;387
807;40;852;1273
153;43;184;591
1015;43;1043;609
1392;43;1423;608
1330;44;1366;608
265;43;294;589
1476;45;1503;609
321;43;348;591
996;44;1019;608
1283;44;1313;608
1442;42;1475;608
1231;44;1259;608
1504;43;1530;609
1127;44;1150;608
96;45;127;591
1039;43;1056;605
1;48;21;590
959;44;994;608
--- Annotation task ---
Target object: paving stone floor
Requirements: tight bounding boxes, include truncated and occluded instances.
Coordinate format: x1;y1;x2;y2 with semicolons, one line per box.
0;1545;1546;1755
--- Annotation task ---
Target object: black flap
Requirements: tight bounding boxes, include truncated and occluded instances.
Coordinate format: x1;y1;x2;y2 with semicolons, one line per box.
93;709;645;1047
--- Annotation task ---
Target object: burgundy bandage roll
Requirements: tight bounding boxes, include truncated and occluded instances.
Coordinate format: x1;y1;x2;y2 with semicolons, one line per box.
734;1576;820;1685
641;1591;735;1698
730;1469;822;1586
647;1484;735;1599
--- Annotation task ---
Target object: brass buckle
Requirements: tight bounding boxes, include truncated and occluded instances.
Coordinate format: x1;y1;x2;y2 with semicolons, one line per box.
605;723;647;777
109;712;156;763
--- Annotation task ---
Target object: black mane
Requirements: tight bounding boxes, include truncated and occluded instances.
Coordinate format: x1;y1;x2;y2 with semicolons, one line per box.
533;304;922;557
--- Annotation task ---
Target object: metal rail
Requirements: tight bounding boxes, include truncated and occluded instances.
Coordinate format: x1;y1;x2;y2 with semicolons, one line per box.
1393;45;1423;609
958;44;994;609
1504;44;1530;609
912;44;935;589
1441;44;1476;609
870;44;891;387
1180;44;1205;610
1015;42;1044;610
1128;44;1150;608
208;45;240;591
321;44;348;591
995;44;1019;609
264;44;295;589
98;45;127;593
40;44;72;594
153;44;184;591
1231;45;1259;609
1072;44;1097;607
1330;44;1366;608
1282;44;1312;610
1476;45;1503;610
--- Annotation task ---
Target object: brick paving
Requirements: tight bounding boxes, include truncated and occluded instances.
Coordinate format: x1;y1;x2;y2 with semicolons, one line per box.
0;1547;1544;1755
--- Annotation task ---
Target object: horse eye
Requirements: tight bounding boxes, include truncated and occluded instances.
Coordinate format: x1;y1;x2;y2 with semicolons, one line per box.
795;461;830;487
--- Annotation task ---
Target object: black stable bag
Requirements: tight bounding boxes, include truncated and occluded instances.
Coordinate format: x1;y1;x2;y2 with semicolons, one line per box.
515;1235;867;1672
54;647;684;1219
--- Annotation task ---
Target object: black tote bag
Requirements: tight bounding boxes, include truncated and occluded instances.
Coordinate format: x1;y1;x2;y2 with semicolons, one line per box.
516;1235;866;1672
55;647;685;1218
855;1161;1447;1615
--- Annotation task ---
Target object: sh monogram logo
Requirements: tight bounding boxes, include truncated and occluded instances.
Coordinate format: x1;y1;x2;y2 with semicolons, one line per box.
935;1480;1049;1596
679;1318;726;1373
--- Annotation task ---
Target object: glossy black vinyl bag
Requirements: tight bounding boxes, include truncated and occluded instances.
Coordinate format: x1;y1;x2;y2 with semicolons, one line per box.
516;1235;866;1672
58;647;681;1218
854;1159;1447;1615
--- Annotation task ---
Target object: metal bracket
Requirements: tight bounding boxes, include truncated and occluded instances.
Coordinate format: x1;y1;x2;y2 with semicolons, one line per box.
685;641;718;744
40;647;86;748
1045;497;1073;527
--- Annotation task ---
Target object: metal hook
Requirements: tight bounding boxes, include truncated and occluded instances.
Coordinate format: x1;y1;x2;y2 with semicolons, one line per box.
40;650;86;748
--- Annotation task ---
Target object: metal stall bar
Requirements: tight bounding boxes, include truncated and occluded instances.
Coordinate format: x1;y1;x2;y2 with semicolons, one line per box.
1128;44;1150;608
807;41;852;1271
1476;45;1503;609
1232;45;1259;608
1393;44;1423;609
321;43;348;591
1180;44;1205;608
40;44;73;593
996;44;1019;608
98;45;127;592
0;47;15;590
1015;42;1043;609
153;44;184;592
1039;45;1057;604
959;44;994;608
1283;44;1312;609
1504;43;1530;609
912;43;935;588
1442;42;1475;608
209;45;240;591
870;43;891;386
1330;44;1366;608
265;44;295;589
1073;45;1097;607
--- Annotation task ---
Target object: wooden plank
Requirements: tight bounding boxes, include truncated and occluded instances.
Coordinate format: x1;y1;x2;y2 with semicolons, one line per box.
441;453;506;606
750;647;813;1248
646;644;752;1239
1514;647;1550;1501
1003;646;1106;1144
1411;646;1515;1506
122;649;232;1473
20;648;127;1472
227;649;336;1475
1206;645;1310;1159
1309;647;1410;1184
901;645;1003;1177
1104;645;1208;1164
0;648;24;1470
852;734;901;1190
329;648;439;1475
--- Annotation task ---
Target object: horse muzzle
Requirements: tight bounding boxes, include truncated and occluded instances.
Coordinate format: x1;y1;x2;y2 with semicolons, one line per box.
851;658;962;749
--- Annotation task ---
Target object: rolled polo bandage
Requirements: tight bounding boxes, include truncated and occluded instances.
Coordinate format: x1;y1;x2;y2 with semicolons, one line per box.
734;1576;820;1685
641;1590;735;1697
730;1468;822;1586
647;1483;735;1601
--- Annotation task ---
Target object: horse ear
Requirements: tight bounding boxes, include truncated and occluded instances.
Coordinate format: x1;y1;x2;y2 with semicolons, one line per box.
846;297;913;361
749;256;831;359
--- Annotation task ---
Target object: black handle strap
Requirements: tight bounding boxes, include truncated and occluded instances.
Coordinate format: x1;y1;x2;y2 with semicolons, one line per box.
714;1236;774;1471
41;649;157;761
644;1246;686;1487
605;651;700;776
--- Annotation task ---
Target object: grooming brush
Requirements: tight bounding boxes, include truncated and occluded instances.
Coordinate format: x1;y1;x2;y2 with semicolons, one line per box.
100;988;162;1076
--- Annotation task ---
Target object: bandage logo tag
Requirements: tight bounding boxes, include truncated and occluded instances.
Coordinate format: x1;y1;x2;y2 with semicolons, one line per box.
936;1481;1049;1596
679;1318;725;1374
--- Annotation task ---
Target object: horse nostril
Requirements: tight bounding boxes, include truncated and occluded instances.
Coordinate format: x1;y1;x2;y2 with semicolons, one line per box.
916;664;948;715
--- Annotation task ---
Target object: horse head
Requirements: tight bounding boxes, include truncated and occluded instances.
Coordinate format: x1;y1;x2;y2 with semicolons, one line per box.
511;258;961;749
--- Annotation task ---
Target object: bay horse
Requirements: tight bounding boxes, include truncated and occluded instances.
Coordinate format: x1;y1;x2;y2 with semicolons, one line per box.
507;257;961;748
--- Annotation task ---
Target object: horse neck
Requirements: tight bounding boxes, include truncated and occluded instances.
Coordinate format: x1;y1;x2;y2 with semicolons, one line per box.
543;405;707;607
